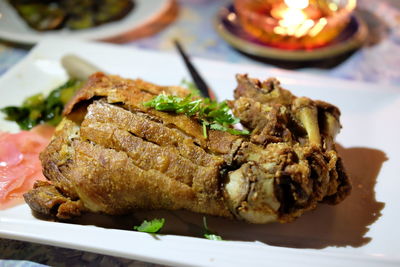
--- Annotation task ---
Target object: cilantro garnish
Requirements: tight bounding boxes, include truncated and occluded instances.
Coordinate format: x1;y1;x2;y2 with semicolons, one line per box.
143;94;249;138
203;216;222;241
133;218;165;233
204;233;223;241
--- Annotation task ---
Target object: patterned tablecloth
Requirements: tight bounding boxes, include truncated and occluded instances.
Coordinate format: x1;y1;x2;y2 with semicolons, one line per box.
0;0;399;266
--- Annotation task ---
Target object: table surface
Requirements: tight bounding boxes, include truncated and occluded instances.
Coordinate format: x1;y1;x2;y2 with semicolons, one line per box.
0;0;399;266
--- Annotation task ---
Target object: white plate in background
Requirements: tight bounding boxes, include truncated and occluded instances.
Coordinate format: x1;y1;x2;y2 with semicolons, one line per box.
0;38;399;267
0;0;172;44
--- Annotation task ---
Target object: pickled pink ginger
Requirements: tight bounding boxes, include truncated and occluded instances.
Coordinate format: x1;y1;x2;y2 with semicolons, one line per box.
0;125;54;209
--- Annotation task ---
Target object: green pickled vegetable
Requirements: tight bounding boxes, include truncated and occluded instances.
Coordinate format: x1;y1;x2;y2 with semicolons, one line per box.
1;79;83;130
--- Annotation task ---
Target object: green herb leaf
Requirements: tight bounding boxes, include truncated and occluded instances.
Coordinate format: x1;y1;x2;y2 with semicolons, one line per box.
203;216;223;241
210;123;250;135
134;218;165;233
204;234;223;241
144;94;249;137
202;121;209;139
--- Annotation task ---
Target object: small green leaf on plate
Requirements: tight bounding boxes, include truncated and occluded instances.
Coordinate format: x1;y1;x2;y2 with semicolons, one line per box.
204;233;222;241
134;218;165;233
203;216;223;241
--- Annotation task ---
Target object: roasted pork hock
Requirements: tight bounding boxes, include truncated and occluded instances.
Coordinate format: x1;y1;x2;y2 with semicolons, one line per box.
24;73;351;223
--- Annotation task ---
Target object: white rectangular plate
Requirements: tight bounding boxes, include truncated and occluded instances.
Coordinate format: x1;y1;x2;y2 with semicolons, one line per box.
1;38;399;267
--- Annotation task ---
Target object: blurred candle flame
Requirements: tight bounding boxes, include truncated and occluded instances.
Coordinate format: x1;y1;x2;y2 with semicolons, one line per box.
285;0;309;9
235;0;358;49
273;0;313;37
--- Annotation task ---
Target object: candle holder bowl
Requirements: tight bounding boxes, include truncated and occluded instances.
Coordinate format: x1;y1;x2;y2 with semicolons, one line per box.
214;3;367;61
233;0;357;50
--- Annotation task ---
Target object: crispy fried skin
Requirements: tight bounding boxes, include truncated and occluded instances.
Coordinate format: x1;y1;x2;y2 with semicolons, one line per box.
24;72;351;223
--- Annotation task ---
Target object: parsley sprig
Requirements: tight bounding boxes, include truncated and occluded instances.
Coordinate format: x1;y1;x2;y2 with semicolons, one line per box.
133;218;165;233
143;94;249;138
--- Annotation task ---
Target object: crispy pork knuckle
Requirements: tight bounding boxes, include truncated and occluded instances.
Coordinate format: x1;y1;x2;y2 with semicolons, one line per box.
24;73;351;223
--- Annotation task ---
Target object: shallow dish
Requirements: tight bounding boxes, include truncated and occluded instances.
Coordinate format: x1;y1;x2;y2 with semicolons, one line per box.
215;4;368;61
0;38;399;267
0;0;173;44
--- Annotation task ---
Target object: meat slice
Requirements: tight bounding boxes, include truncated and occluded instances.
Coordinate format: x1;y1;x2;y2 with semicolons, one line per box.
24;72;351;223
